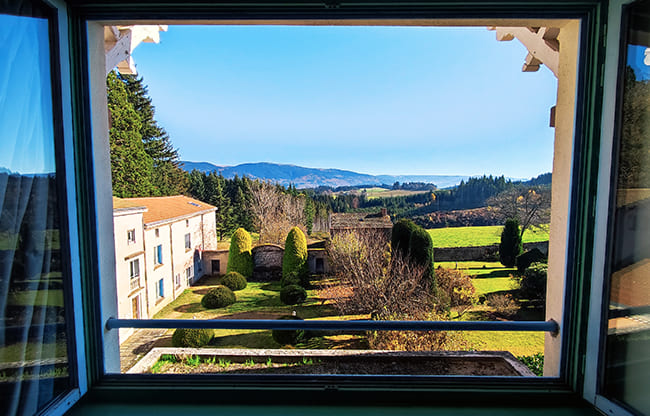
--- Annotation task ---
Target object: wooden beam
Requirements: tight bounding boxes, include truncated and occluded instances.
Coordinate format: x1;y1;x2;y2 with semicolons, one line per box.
492;26;560;78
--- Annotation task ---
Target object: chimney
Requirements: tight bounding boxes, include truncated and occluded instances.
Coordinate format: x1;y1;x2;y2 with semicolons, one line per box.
381;208;387;217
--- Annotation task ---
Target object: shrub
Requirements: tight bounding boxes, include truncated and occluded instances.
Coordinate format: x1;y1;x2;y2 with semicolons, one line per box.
280;270;301;288
409;226;435;288
221;271;247;291
227;228;253;278
499;218;522;267
435;267;476;314
280;284;307;305
486;293;518;318
272;315;307;345
391;218;417;255
391;219;435;290
516;248;547;273
201;285;236;309
171;328;213;348
282;227;309;287
518;353;544;376
517;262;548;300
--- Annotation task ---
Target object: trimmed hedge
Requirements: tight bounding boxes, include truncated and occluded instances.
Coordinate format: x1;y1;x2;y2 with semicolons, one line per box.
282;227;309;287
201;285;236;309
171;328;213;348
280;284;307;305
227;228;253;278
221;271;247;291
516;248;546;273
272;315;306;346
391;219;435;289
518;262;548;300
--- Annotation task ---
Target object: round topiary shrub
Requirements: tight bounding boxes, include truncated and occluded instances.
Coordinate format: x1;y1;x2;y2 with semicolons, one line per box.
280;284;307;305
227;228;253;278
272;315;306;346
221;271;247;291
201;285;236;309
171;328;213;348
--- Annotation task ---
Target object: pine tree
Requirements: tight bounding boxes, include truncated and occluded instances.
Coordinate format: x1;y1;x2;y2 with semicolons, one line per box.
106;71;154;197
499;218;523;267
116;73;188;195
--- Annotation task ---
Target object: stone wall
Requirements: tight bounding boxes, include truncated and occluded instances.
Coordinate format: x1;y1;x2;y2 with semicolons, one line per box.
434;241;549;262
251;244;284;281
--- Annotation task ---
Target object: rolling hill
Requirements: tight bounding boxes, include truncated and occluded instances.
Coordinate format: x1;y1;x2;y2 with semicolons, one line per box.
180;161;470;189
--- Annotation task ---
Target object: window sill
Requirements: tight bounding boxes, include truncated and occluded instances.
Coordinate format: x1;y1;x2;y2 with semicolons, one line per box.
154;264;163;270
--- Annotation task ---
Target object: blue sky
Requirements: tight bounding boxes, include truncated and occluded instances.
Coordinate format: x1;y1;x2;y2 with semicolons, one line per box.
130;25;558;179
0;15;56;175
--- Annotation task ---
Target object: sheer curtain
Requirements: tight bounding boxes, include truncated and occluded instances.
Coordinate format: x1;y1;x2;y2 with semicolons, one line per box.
0;5;72;415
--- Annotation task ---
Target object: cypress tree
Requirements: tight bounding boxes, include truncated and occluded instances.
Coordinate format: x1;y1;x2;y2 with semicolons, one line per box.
227;228;253;278
499;218;523;267
391;218;417;256
282;227;309;287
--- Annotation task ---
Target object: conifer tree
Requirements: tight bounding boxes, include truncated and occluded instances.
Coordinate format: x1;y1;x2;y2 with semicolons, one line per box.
282;227;309;287
227;228;253;278
115;73;188;195
106;72;154;197
499;218;523;267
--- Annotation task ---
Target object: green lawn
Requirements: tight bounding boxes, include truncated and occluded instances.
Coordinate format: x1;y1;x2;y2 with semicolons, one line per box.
436;261;516;279
463;331;544;356
428;224;549;248
153;276;363;349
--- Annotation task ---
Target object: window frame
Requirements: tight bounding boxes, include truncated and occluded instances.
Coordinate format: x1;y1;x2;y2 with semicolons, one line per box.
65;0;610;408
127;228;136;244
129;258;140;279
184;232;191;250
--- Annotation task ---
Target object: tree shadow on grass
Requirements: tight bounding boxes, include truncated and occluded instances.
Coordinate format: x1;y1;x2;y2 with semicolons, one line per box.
210;331;278;349
259;282;281;292
193;288;212;295
472;269;515;279
174;302;203;313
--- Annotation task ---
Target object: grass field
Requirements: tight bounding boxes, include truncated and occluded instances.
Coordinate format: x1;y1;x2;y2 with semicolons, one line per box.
153;275;364;349
428;224;549;248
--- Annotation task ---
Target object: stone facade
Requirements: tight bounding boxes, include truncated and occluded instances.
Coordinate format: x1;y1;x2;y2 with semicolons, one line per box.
251;244;284;281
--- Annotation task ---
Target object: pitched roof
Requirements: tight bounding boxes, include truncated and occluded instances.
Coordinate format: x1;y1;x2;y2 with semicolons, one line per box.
330;211;392;230
113;195;216;226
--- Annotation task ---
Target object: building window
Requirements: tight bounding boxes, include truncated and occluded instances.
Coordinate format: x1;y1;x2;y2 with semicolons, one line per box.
154;244;163;265
127;228;136;244
129;258;140;279
186;219;189;227
184;233;191;250
175;273;181;287
186;266;194;284
156;278;164;299
155;228;159;237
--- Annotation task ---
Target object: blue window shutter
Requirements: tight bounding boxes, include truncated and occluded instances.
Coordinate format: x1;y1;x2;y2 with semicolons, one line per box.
159;279;164;297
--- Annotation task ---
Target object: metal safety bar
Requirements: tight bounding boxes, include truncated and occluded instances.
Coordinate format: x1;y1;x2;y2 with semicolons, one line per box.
106;318;559;335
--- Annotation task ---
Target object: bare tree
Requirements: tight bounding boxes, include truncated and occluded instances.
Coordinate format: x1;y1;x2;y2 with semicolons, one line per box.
487;186;551;238
249;181;305;245
325;229;433;318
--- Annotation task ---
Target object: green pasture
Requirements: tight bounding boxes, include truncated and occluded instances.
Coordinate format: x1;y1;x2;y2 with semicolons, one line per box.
428;224;549;248
360;187;429;199
436;261;516;279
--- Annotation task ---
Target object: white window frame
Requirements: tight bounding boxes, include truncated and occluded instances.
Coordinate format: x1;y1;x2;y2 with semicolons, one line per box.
184;232;191;250
129;258;140;279
156;278;165;299
127;228;136;244
154;244;163;265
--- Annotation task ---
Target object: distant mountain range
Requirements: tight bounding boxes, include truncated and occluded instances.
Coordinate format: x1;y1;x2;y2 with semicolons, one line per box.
180;161;472;189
